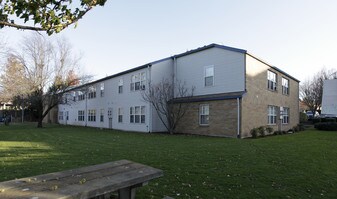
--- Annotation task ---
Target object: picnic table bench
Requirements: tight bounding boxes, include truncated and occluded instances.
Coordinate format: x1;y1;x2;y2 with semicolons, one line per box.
0;160;163;199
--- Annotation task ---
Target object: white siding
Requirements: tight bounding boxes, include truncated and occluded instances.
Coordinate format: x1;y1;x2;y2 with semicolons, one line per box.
175;48;245;96
322;79;337;115
59;67;151;133
150;59;174;132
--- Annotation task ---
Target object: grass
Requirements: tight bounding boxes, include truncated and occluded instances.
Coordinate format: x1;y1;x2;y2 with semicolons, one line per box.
1;123;337;198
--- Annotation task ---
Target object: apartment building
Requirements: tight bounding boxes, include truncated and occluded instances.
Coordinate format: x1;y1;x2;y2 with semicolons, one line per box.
58;44;299;138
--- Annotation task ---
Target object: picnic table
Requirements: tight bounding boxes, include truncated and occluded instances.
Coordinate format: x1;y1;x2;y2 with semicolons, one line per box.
0;160;163;199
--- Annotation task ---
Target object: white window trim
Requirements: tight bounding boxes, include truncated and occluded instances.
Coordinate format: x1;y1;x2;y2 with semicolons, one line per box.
268;105;277;125
282;77;289;95
204;65;214;87
267;71;277;91
282;107;289;124
199;104;210;126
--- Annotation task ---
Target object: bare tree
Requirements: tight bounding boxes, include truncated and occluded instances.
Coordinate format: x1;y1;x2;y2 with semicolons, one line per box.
142;78;195;134
0;33;83;127
300;68;337;115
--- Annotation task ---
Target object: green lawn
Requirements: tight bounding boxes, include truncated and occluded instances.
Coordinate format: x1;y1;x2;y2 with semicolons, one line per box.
0;124;337;198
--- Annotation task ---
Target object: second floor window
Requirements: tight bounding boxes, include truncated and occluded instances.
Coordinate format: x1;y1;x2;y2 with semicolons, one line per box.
130;72;146;91
100;83;105;97
205;66;214;87
118;79;123;94
88;86;96;99
267;71;277;91
282;78;289;95
78;91;85;101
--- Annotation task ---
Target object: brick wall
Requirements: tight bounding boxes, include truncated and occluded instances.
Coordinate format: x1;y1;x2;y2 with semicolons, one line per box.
175;99;238;137
241;55;300;138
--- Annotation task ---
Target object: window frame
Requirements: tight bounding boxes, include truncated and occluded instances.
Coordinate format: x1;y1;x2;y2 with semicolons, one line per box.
204;65;214;87
268;105;277;125
282;77;289;95
118;78;123;94
100;83;105;97
100;109;104;122
130;72;146;92
118;108;123;123
267;70;277;91
58;111;63;121
78;110;85;121
282;107;289;124
88;109;96;122
130;106;145;124
199;104;210;126
88;86;97;99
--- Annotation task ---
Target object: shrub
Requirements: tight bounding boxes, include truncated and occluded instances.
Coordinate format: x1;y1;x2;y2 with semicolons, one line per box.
297;123;305;131
314;122;337;131
312;118;321;124
321;118;337;123
257;126;265;137
292;125;299;132
266;126;273;134
250;128;258;138
274;130;285;135
300;112;308;122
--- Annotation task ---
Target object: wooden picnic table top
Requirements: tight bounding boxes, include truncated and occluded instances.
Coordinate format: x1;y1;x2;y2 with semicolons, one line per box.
0;160;163;199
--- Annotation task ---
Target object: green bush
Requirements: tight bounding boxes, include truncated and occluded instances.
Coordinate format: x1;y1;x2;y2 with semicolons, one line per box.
250;128;258;138
266;126;273;134
300;112;308;122
321;118;337;123
312;118;321;124
274;130;286;135
297;123;305;131
258;126;265;137
314;122;337;131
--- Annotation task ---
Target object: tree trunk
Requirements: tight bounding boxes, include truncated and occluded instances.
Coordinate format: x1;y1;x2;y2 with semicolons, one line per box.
37;119;43;128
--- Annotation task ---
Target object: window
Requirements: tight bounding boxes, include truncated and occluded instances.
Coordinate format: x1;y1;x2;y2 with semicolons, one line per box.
199;104;209;125
88;86;96;99
100;109;104;122
78;110;85;121
282;78;289;95
268;106;277;125
130;106;146;124
58;111;63;120
267;71;277;91
130;72;146;91
282;107;289;124
72;91;76;102
205;66;214;87
118;108;123;123
88;109;96;122
78;91;85;101
100;83;104;97
118;79;123;94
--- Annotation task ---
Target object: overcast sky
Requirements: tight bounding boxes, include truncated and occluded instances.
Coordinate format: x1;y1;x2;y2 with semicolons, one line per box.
1;0;337;82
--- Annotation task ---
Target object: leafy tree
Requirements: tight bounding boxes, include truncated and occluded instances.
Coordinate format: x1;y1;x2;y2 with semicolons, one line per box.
0;0;107;35
300;68;337;116
142;78;195;134
0;33;84;127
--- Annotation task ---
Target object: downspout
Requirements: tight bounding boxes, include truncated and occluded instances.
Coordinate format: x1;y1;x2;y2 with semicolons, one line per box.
85;91;88;127
148;64;152;133
237;97;240;138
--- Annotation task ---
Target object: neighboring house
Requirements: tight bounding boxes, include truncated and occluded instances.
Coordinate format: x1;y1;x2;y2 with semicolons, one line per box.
321;79;337;118
58;44;299;138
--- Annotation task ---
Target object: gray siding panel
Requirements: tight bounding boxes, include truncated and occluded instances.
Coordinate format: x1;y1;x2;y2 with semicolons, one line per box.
176;48;245;96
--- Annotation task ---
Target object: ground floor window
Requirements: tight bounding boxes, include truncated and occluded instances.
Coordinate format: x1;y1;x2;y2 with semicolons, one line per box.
58;111;63;120
88;109;96;122
130;106;145;124
118;108;123;123
199;104;209;125
282;107;289;124
268;106;277;125
78;110;85;121
100;109;104;122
